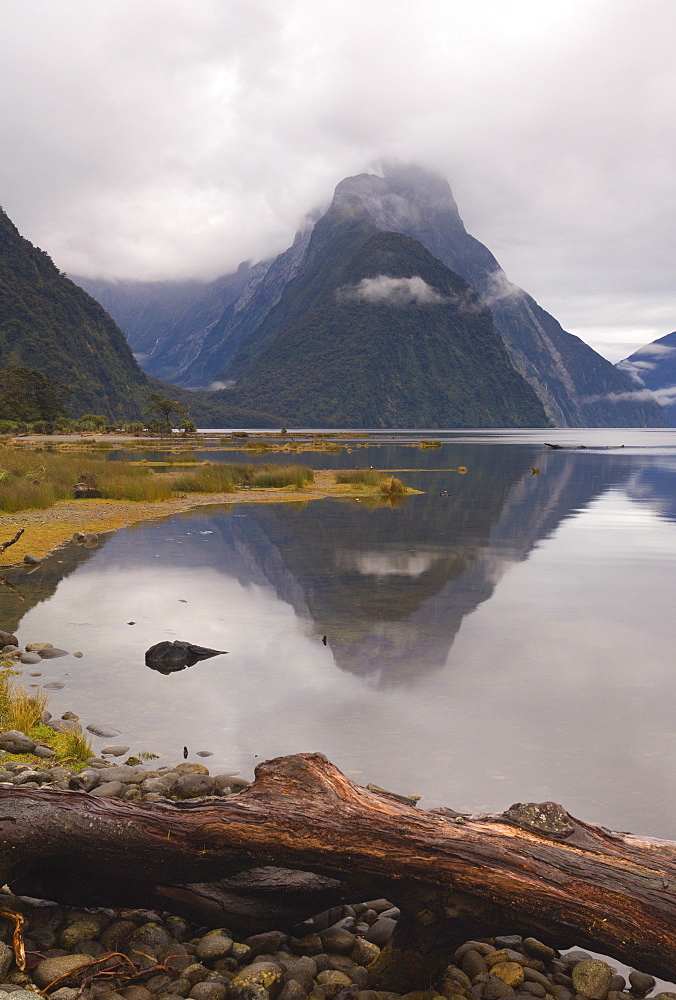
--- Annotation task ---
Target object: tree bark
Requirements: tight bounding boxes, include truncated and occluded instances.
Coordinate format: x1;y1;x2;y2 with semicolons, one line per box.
1;752;674;985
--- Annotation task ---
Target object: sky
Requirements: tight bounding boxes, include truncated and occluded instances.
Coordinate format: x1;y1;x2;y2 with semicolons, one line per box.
1;0;675;362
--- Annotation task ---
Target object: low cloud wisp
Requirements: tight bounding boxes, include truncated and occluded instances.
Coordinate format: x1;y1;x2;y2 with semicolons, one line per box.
336;275;448;307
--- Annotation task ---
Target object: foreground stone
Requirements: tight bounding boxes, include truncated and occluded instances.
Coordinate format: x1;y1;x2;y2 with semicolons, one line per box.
0;891;669;1000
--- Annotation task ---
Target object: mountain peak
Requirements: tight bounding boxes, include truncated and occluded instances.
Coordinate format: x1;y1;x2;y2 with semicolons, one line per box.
331;164;466;238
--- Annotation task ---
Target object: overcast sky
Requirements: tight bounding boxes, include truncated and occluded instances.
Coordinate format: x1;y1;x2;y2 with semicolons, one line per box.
1;0;674;361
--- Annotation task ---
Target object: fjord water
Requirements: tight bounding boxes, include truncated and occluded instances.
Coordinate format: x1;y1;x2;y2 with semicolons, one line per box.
3;430;676;838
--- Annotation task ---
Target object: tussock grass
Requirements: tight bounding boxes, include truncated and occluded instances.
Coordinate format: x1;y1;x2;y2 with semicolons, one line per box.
378;475;407;498
171;466;239;493
335;469;408;497
335;469;383;487
252;465;313;488
0;668;48;732
0;667;93;768
0;446;315;511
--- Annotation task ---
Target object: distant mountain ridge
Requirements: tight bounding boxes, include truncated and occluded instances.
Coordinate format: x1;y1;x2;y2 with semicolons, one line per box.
0;205;286;426
0;205;150;420
617;331;676;426
75;164;668;428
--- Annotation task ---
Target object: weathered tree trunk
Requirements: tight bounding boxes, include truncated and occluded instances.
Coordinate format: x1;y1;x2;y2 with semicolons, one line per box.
1;752;674;986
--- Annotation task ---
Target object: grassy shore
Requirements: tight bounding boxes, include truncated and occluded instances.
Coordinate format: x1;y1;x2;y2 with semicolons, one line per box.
0;662;94;768
0;466;419;564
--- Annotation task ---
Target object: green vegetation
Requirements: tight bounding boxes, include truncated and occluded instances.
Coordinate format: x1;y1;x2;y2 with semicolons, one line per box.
0;665;93;768
0;207;152;421
0;446;314;512
145;390;194;434
0;367;73;425
419;439;442;448
216;226;550;428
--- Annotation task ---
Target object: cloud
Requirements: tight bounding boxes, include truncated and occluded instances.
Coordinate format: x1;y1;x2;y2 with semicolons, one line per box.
582;388;662;405
651;385;676;407
336;275;448;307
0;0;675;359
481;270;523;306
633;343;676;357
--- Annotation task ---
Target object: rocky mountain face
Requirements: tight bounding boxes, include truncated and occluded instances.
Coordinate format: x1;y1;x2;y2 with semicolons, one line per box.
72;164;669;428
218;213;548;427
0;206;291;426
77;226;313;388
313;166;667;427
0;206;151;420
617;331;676;426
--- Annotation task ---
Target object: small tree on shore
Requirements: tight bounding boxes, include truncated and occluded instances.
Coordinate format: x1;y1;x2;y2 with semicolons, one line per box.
145;391;192;434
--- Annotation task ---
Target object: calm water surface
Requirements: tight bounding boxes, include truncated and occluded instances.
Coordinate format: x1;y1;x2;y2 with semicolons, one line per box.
3;429;676;839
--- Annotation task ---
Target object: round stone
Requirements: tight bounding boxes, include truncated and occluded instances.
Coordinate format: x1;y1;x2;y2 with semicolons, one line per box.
59;916;109;949
189;985;227;1000
571;959;613;1000
229;962;283;998
195;931;234;962
491;963;525;987
19;652;42;664
629;972;656;995
318;928;355;955
171;773;214;799
522;939;556;961
33;954;95;990
316;971;353;997
0;731;36;753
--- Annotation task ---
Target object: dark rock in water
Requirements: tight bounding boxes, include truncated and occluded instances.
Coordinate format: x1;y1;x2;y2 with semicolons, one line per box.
101;745;130;756
86;723;122;738
23;553;42;565
48;719;81;734
39;647;70;659
0;730;37;753
20;652;42;664
145;640;227;674
43;681;66;690
0;630;18;646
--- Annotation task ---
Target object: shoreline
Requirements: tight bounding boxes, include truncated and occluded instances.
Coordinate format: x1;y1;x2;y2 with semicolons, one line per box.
0;471;420;564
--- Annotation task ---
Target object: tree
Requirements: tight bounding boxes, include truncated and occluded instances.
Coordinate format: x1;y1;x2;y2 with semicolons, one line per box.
0;367;73;424
144;391;191;434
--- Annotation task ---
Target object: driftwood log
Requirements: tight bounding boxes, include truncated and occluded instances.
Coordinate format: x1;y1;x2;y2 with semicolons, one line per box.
1;752;675;987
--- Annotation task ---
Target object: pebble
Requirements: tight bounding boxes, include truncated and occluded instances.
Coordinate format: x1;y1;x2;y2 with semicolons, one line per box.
86;724;122;738
19;652;42;664
0;890;668;1000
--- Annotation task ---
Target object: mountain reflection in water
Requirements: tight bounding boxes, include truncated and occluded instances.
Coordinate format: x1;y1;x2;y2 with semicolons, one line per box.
2;438;675;837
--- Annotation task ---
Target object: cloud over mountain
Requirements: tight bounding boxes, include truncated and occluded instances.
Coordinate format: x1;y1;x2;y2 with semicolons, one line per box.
336;275;448;307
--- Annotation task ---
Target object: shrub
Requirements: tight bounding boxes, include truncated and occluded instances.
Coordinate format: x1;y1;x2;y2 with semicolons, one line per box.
378;475;406;498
